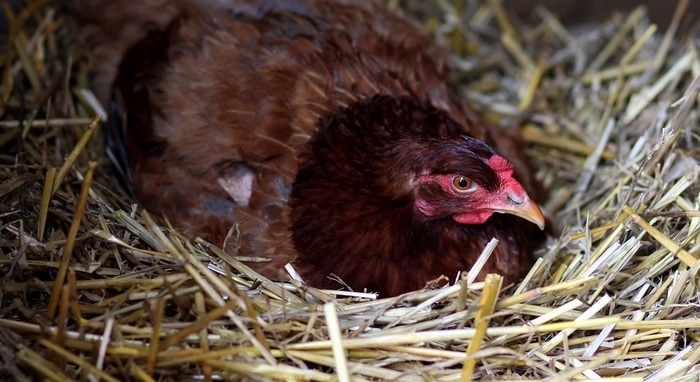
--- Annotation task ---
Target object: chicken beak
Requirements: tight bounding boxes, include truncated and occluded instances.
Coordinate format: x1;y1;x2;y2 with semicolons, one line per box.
494;196;545;230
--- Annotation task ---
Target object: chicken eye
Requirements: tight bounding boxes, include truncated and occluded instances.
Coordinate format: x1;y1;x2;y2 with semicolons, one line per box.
452;175;473;192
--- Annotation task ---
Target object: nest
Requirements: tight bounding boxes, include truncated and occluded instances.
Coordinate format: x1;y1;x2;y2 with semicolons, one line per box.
2;0;700;380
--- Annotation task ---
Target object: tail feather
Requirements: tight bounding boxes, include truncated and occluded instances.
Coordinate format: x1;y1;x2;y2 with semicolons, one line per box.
67;0;183;104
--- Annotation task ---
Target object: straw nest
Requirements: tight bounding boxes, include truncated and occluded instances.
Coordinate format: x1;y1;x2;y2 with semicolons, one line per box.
2;0;700;380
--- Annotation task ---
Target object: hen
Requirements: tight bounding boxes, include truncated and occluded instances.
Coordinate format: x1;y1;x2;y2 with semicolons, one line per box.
73;0;548;296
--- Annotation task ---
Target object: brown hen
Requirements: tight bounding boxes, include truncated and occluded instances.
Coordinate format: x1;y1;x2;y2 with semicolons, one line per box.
72;0;548;296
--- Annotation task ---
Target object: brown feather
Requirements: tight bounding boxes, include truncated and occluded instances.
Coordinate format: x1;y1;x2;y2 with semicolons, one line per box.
71;0;549;296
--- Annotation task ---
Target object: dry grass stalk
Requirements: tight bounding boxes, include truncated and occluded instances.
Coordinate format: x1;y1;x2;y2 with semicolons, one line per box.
2;0;700;380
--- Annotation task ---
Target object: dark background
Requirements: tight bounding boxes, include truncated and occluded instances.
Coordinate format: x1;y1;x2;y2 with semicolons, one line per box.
0;1;696;34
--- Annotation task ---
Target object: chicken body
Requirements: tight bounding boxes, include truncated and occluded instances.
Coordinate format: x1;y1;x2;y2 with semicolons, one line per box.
74;0;548;296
